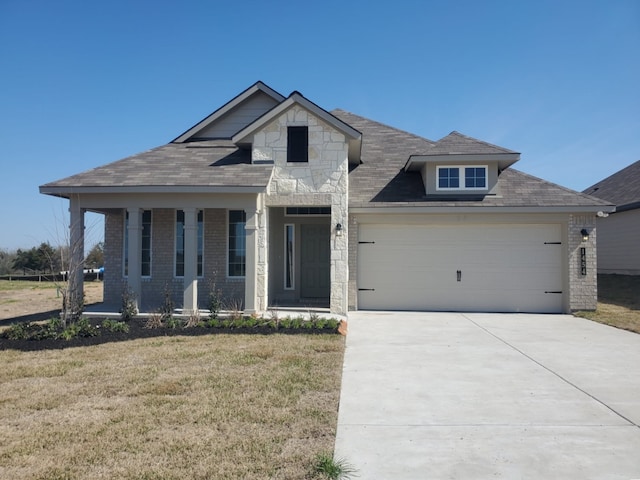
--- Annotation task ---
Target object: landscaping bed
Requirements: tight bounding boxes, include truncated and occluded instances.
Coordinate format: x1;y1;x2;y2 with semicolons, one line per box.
0;315;343;351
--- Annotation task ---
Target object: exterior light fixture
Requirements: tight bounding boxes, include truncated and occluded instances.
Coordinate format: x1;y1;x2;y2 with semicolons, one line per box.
336;223;343;236
581;229;589;241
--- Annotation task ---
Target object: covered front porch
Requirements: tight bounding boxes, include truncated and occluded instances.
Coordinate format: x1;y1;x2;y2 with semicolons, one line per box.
56;191;266;317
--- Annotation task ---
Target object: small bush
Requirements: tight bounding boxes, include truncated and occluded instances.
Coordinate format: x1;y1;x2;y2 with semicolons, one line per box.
60;318;98;341
120;285;137;321
165;317;183;329
144;313;163;329
205;318;221;328
4;322;30;340
101;319;130;333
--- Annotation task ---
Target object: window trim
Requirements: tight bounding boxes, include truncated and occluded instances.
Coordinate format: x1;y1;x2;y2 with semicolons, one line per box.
436;165;488;191
286;125;309;163
227;209;247;278
174;209;204;278
123;209;152;278
284;206;331;216
284;224;295;290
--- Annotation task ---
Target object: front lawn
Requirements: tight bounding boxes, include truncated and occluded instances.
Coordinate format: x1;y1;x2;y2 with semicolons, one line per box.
0;333;344;479
575;274;640;334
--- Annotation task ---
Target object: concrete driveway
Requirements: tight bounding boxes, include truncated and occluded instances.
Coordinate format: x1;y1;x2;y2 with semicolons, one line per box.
335;312;640;479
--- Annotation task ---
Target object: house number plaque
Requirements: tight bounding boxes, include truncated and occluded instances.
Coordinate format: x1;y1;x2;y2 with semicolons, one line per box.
580;247;587;276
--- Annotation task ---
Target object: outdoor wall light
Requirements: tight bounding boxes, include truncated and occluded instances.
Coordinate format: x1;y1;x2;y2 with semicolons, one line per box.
336;223;343;236
581;229;589;241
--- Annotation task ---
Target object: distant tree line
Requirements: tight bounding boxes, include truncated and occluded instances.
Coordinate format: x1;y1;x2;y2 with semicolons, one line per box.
0;242;103;276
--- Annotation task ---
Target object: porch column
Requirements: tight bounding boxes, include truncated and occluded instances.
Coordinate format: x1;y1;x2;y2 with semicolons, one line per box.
183;207;198;314
126;207;143;312
69;196;85;314
244;209;258;313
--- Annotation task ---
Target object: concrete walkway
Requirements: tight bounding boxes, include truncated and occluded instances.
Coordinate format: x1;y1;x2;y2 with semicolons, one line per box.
335;312;640;479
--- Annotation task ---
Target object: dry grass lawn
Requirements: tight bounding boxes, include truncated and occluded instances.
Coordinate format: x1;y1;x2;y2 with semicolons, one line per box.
0;333;344;479
575;274;640;334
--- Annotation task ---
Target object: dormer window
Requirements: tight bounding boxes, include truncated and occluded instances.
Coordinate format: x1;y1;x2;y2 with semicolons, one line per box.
437;166;487;190
287;126;308;163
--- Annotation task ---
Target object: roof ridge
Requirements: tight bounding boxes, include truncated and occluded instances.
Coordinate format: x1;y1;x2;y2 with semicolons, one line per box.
437;131;519;154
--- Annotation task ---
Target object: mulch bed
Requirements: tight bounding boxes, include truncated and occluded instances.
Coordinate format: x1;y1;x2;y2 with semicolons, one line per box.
0;318;338;352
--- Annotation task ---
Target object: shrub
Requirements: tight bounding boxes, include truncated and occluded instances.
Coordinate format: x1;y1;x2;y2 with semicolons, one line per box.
205;317;221;328
144;313;164;329
101;319;130;333
60;318;98;341
165;317;183;329
4;322;30;340
120;285;137;321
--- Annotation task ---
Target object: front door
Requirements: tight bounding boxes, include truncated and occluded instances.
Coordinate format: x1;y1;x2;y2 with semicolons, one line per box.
300;224;330;298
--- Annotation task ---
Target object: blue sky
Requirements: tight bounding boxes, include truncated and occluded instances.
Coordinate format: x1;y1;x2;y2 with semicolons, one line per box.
1;0;638;250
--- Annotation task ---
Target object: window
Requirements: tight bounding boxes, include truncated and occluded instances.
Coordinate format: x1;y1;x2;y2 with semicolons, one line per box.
124;210;152;277
228;210;246;277
438;167;459;189
437;166;487;190
175;210;204;277
285;206;330;216
284;224;294;290
287;126;308;163
465;167;486;188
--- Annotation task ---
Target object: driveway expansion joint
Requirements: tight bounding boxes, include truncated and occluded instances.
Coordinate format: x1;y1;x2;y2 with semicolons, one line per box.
462;313;639;429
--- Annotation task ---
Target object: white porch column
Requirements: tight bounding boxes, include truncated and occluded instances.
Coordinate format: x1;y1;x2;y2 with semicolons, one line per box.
69;196;85;314
183;207;198;314
244;209;258;313
126;207;143;312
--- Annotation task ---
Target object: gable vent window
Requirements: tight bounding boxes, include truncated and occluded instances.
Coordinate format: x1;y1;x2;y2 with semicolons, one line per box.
437;166;487;190
287;126;308;163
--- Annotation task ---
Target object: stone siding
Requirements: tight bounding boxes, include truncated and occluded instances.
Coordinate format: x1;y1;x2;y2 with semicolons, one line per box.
257;106;349;314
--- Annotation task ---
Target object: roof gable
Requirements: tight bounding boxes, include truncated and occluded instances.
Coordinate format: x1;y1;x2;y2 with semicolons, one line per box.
405;131;520;172
583;159;640;210
173;81;285;143
233;92;362;164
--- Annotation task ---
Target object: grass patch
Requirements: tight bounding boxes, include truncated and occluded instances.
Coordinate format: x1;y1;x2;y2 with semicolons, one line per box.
0;280;58;292
0;333;344;479
575;274;640;334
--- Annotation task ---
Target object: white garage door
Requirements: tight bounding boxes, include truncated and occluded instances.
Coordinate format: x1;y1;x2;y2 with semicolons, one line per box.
357;224;563;313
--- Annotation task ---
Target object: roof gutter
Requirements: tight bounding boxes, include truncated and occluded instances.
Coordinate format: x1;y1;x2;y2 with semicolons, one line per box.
349;205;616;215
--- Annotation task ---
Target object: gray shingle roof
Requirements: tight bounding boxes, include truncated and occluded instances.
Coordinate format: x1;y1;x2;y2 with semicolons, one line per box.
332;109;612;209
582;160;640;210
425;131;518;155
41;105;612;212
40;141;272;190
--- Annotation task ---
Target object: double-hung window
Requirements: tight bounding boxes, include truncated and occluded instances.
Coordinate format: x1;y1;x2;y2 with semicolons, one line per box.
228;210;246;277
437;166;487;190
175;210;204;277
124;210;152;277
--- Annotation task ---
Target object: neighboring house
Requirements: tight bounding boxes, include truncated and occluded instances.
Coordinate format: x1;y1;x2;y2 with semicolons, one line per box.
40;81;614;315
583;160;640;275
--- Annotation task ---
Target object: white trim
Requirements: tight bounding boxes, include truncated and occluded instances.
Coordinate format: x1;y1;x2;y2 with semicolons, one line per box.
123;209;153;279
227;209;247;279
284;224;295;290
174;209;205;279
436;165;488;191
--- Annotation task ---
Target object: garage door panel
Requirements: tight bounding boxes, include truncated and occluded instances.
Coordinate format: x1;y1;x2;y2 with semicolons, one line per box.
358;224;563;313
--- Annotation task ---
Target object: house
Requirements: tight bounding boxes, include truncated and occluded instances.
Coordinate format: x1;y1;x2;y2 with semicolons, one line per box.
583;160;640;275
40;81;614;315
